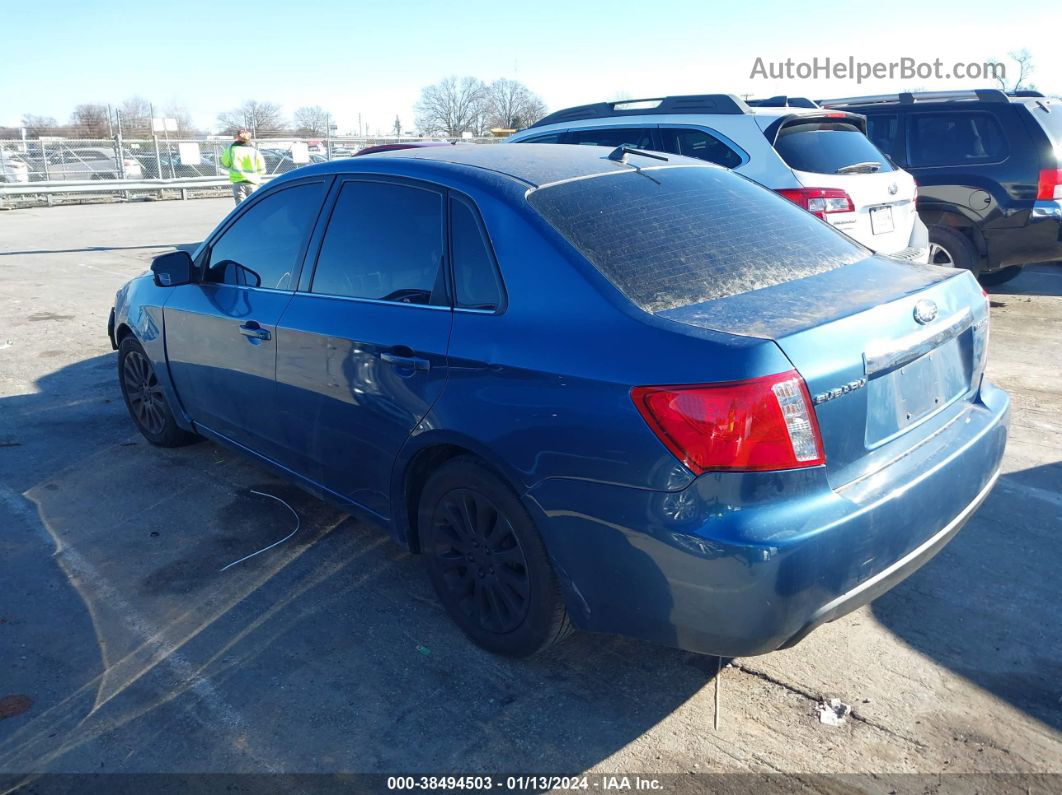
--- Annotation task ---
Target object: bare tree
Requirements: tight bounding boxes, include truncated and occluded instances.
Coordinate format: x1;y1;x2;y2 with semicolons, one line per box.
415;76;487;137
217;100;286;136
119;96;153;137
164;102;196;136
21;114;58;137
990;49;1036;92
294;105;330;136
69;103;110;137
483;79;547;131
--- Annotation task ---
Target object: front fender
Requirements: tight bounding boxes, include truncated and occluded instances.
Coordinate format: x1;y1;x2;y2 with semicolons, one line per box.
112;275;195;432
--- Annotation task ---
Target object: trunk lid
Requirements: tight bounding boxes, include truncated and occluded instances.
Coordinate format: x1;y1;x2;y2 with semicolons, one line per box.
657;257;990;487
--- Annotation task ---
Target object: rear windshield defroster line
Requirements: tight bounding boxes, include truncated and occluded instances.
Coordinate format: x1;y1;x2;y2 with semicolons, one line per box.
527;166;868;312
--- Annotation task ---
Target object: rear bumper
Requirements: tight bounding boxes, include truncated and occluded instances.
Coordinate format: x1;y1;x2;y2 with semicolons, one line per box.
527;382;1008;657
986;201;1062;270
777;465;999;649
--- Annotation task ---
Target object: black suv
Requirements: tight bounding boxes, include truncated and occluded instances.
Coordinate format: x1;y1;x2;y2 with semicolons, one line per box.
821;89;1062;285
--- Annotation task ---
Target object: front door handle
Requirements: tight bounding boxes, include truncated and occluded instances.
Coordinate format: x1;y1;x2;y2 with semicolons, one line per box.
380;352;430;371
238;322;271;341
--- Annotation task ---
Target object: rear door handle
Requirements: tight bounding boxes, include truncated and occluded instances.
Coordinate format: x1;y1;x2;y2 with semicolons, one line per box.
380;352;430;371
238;321;271;341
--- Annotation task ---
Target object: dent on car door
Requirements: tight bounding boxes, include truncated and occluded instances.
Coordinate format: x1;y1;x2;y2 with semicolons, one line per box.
274;177;452;517
163;180;329;459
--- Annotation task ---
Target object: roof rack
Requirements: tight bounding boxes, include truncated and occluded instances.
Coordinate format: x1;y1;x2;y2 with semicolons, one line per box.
820;89;1011;108
1008;90;1045;98
528;94;752;128
746;95;820;109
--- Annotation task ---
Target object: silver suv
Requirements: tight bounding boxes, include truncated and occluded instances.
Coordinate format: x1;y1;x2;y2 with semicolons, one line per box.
509;94;928;262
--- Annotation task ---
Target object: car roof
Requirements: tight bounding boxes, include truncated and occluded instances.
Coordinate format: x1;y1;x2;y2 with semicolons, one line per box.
289;142;713;189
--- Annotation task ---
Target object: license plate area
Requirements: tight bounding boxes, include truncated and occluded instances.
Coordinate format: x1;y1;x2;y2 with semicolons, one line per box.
870;205;895;235
864;336;970;447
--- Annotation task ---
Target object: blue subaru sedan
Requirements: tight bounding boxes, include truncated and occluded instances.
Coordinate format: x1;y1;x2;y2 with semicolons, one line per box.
108;144;1008;657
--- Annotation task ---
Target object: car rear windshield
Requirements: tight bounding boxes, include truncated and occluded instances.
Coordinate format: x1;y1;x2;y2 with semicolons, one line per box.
774;121;894;174
527;165;867;312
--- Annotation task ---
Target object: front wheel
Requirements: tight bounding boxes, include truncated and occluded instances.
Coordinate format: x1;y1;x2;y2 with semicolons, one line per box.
117;337;199;447
419;457;573;657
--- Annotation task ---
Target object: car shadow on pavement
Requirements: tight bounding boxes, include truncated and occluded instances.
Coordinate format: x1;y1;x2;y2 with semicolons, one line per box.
871;462;1062;732
0;243;200;257
0;354;717;775
985;263;1062;299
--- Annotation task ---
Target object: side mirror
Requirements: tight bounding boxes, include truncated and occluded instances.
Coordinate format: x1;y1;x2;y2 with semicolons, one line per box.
151;250;195;287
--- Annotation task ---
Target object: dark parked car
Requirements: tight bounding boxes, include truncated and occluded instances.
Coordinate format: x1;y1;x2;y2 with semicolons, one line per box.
108;145;1007;657
821;89;1062;285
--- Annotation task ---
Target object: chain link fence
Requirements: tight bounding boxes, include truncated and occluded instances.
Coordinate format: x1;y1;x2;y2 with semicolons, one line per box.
0;135;502;186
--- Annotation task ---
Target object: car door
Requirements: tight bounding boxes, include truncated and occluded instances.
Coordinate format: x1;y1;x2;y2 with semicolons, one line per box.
274;176;452;517
163;178;329;459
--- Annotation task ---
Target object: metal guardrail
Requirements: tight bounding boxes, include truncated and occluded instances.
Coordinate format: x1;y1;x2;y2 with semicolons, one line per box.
0;175;277;207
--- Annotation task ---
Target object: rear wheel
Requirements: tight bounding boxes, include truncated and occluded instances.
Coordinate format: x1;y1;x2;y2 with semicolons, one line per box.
978;265;1024;287
928;225;978;271
118;337;199;447
419;457;572;657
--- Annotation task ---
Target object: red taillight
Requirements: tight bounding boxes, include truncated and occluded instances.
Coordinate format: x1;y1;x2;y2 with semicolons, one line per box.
776;188;855;219
631;371;825;474
1036;168;1062;200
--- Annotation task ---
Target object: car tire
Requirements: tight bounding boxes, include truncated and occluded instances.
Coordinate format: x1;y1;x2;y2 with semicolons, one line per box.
927;226;978;271
978;265;1024;286
117;336;199;447
419;457;573;657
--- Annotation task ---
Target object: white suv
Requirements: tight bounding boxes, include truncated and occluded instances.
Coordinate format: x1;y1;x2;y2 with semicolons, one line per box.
509;94;929;262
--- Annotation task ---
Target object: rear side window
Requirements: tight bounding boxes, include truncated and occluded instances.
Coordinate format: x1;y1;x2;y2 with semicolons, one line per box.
311;181;444;304
659;128;743;168
518;132;564;143
907;112;1008;167
451;197;503;310
527;166;866;312
775;122;894;174
1026;102;1062;149
568;127;654;149
865;114;899;155
206;182;326;290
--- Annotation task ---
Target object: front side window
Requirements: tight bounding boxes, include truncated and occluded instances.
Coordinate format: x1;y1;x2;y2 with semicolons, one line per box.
907;112;1008;167
311;181;444;304
659;128;743;168
451;197;503;310
205;182;325;290
567;127;654;149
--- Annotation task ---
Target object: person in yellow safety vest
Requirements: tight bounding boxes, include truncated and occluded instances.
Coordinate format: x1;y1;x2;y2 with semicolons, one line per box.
220;129;266;204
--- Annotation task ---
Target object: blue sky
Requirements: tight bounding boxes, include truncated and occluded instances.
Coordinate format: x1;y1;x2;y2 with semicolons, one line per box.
0;0;1053;134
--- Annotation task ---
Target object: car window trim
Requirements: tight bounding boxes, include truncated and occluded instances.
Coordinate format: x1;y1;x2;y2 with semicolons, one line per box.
656;123;750;167
904;109;1011;169
299;173;450;308
197;175;334;292
447;193;509;316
